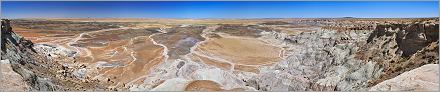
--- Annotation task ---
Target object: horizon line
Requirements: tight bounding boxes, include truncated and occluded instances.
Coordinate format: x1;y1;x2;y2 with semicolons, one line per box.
6;17;439;19
2;0;438;1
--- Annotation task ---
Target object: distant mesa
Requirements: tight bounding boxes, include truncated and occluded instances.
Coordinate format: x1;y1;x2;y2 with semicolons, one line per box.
342;17;355;18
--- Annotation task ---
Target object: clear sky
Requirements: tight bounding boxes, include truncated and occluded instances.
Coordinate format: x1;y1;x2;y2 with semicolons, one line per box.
1;1;438;18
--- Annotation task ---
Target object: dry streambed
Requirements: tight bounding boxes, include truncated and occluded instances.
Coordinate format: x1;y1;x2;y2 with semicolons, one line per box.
23;23;290;91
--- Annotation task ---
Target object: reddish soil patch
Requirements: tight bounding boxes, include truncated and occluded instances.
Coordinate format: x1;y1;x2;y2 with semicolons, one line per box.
185;80;224;91
196;37;281;66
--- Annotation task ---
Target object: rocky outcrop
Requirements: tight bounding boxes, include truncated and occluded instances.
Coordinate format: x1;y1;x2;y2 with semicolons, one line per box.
1;19;61;90
369;64;439;91
244;21;438;91
360;23;439;85
366;23;438;57
1;19;106;91
249;29;376;91
0;59;31;91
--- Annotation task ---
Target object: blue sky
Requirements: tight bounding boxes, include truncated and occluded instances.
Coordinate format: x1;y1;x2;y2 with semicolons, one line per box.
1;1;438;18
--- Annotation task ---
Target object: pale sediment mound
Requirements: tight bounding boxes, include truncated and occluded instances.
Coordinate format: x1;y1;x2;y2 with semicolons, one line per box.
369;64;439;91
0;60;31;91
